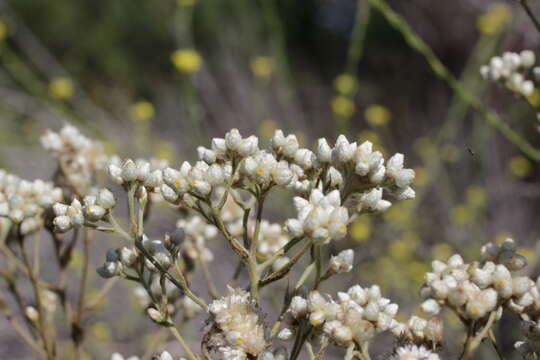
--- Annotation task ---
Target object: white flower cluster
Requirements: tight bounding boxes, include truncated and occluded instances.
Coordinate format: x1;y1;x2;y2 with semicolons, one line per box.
419;239;536;321
207;287;267;359
317;135;415;207
227;218;290;259
0;170;63;234
110;351;175;360
176;215;217;263
283;285;400;346
41;124;107;193
396;315;443;347
52;188;115;232
108;158;164;189
284;189;348;243
480;50;537;97
389;344;440;360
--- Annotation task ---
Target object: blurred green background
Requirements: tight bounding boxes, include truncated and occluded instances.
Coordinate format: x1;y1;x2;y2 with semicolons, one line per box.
1;0;540;358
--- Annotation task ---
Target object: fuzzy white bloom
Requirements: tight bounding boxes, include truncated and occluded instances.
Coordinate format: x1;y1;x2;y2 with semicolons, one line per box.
0;170;63;234
288;285;399;345
330;249;354;273
241;151;293;187
390;344;440;360
285;189;349;243
208;287;266;357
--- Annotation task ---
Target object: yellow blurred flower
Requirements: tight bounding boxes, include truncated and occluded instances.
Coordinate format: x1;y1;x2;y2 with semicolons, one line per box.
155;141;176;161
177;0;197;7
334;73;358;95
258;119;277;140
495;232;513;245
49;77;74;100
466;185;486;208
131;101;155;122
414;137;438;159
103;140;117;155
331;96;356;118
413;166;430;187
509;156;533;178
250;56;273;79
171;49;202;73
89;322;112;343
68;249;83;270
519;247;536;265
432;243;453;261
388;240;412;262
528;89;540;107
451;204;475;225
383;201;413;226
476;3;512;35
0;21;7;41
440;143;461;163
350;215;371;242
365;105;391;127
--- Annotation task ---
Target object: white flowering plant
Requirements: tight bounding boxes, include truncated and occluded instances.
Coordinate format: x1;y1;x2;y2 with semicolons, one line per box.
0;123;540;360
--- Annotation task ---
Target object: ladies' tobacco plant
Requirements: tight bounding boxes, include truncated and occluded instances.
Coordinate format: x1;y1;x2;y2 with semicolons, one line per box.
1;124;540;360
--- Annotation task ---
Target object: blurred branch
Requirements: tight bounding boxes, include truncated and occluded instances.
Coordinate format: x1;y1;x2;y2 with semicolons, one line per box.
369;0;540;162
347;0;371;75
516;0;540;35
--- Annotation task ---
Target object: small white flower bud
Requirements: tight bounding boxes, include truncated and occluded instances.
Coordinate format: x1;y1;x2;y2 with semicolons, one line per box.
147;308;164;323
289;296;308;317
144;170;163;188
25;306;39;322
420;299;441;316
97;188;116;209
317;138;332;163
84;205;106;222
330;249;354;273
277;328;293;340
121;159;137;182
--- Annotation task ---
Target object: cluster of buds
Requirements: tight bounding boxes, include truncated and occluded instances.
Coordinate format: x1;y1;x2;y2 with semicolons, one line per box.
0;170;63;234
108;158;165;191
480;50;537;97
176;215;217;263
396;315;443;349
317;136;415;207
206;287;267;359
41;124;108;193
52;188;116;232
419;238;536;321
282;284;400;346
227;218;290;259
329;249;354;274
284;189;349;243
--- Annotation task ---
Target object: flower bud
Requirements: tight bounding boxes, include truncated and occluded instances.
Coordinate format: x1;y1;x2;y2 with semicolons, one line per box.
121;159;137;182
97;188;116;209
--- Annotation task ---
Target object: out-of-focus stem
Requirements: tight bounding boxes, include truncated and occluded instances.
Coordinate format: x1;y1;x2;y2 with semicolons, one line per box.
517;0;540;35
19;239;55;360
198;258;219;299
169;326;199;360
